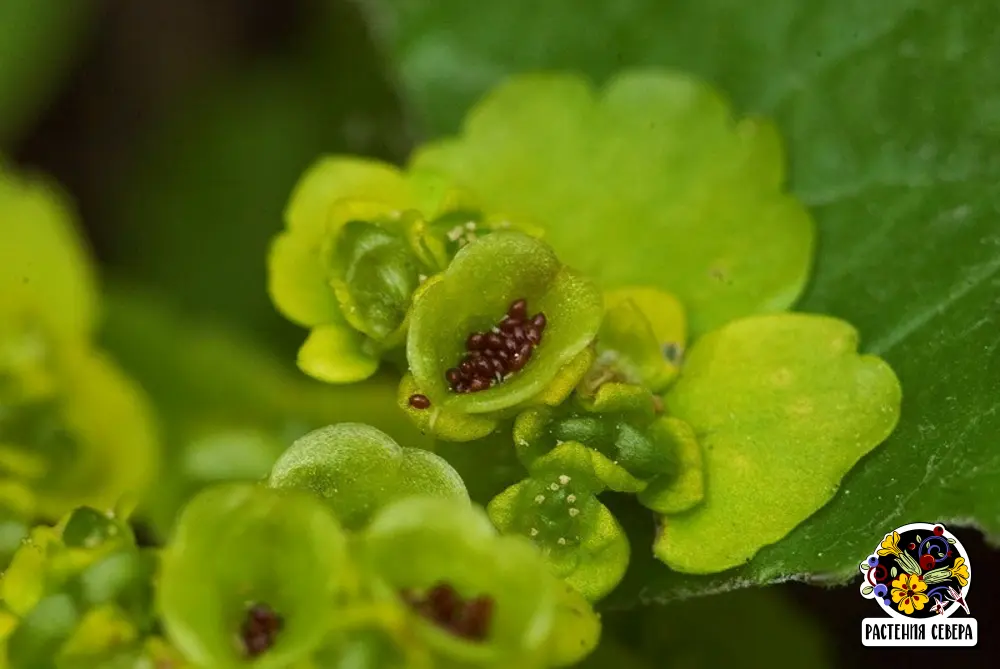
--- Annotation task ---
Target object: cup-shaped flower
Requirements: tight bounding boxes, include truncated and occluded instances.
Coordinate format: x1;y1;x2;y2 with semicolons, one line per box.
513;384;705;513
157;483;349;668
404;232;603;439
267;158;433;384
360;497;558;667
488;442;630;602
267;423;469;530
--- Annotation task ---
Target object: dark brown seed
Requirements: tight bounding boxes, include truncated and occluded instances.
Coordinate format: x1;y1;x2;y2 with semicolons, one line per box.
454;381;469;394
468;377;490;392
240;603;282;658
512;325;526;343
490;357;505;373
401;584;494;643
485;332;503;349
503;337;518;354
473;357;492;375
459;359;475;375
532;313;546;331
427;583;461;622
508;299;528;321
408;394;431;410
446;368;461;384
499;317;519;333
467;332;486;350
526;327;540;344
510;345;533;371
451;596;494;641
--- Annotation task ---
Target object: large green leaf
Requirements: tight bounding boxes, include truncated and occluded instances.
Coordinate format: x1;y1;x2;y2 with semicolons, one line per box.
374;0;1000;601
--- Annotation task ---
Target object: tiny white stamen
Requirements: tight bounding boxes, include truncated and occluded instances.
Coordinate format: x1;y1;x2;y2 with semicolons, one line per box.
558;475;571;485
569;508;580;517
465;221;477;230
447;226;463;241
529;528;539;537
557;537;567;545
534;495;545;504
566;494;577;504
549;483;560;491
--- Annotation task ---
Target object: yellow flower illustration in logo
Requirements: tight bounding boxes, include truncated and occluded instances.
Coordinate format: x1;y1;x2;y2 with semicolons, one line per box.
877;531;902;557
950;557;970;587
891;573;929;615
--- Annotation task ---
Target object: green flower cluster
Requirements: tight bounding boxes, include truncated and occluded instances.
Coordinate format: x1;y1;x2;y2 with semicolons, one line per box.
0;505;174;669
0;163;158;563
267;69;903;596
1;424;599;668
164;424;599;669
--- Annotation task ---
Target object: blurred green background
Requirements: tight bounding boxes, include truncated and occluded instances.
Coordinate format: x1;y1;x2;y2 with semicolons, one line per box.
2;1;996;667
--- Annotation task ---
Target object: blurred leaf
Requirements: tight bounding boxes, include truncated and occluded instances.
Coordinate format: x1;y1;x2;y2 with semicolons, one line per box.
110;0;408;346
0;0;97;145
98;286;428;535
111;69;339;347
582;588;831;669
375;0;1000;602
0;162;98;343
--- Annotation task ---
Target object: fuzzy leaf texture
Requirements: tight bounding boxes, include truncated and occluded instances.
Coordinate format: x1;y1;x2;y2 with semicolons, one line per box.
268;423;468;530
373;0;1000;602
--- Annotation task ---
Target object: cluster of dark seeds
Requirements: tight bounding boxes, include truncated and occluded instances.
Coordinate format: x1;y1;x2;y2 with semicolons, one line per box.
447;299;546;394
401;582;494;642
240;603;283;658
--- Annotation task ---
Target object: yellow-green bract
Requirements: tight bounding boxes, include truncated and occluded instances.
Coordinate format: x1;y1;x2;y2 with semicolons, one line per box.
412;71;814;337
656;314;902;573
